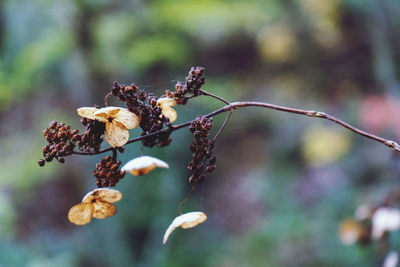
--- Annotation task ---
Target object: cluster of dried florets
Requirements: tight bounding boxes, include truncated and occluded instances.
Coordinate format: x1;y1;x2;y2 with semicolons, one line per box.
93;156;125;187
166;67;205;104
39;67;217;243
78;118;105;152
188;116;216;185
38;120;80;166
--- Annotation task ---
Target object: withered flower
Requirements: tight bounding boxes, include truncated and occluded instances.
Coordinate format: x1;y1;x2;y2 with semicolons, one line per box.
121;156;169;176
163;211;207;244
338;219;367;245
157;98;177;123
372;207;400;239
77;106;140;147
68;188;122;225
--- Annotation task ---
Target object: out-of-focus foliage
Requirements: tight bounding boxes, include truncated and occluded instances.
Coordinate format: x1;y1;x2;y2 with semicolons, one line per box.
1;0;400;266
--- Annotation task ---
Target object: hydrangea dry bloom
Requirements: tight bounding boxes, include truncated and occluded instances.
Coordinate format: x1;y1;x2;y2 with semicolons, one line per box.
157;98;177;123
68;188;122;225
163;211;207;244
121;156;169;176
77;106;140;147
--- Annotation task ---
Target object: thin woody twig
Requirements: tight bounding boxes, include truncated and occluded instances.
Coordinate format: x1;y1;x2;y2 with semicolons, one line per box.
72;101;400;156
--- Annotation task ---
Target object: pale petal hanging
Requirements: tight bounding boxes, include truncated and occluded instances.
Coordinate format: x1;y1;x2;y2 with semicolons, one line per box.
161;107;177;123
121;156;169;176
157;97;177;123
114;108;140;129
68;203;94;225
105;122;129;147
372;207;400;239
92;201;117;219
82;188;123;203
163;211;207;244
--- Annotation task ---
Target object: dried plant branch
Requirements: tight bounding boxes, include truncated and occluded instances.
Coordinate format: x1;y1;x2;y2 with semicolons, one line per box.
71;101;400;156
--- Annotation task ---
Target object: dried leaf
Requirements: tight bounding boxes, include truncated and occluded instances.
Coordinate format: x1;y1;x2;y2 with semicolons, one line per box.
82;188;123;203
105;122;129;147
157;98;177;123
68;203;94;225
163;211;207;244
121;156;169;176
92;201;117;219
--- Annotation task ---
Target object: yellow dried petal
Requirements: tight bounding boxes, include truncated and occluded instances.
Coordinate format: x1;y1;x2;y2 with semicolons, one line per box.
105;122;129;147
114;108;140;129
161;107;177;123
68;203;94;225
163;211;207;244
92;201;117;219
121;156;169;176
94;106;121;118
82;188;123;203
77;107;107;122
157;97;176;108
338;219;366;245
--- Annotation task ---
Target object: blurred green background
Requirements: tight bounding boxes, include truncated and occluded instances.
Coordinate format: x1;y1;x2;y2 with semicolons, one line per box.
1;0;400;266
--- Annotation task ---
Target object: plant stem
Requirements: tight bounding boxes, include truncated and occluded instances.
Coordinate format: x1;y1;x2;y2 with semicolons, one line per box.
72;101;400;155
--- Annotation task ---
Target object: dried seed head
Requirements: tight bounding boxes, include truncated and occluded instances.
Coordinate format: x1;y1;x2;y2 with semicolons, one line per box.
163;211;207;244
121;156;169;176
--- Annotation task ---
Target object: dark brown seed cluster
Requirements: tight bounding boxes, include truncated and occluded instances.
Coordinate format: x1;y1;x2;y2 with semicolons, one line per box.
39;120;80;166
166;67;205;104
111;82;143;115
78;118;105;152
111;82;172;148
188;116;216;184
93;156;126;187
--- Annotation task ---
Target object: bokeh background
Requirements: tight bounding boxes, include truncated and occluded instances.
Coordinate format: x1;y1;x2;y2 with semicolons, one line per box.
1;0;400;266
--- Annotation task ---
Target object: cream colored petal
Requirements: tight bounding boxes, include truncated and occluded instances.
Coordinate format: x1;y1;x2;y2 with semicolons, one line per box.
94;106;121;118
105;122;129;147
68;203;94;225
114;108;140;129
82;188;123;203
121;156;169;176
77;107;106;122
157;97;176;108
92;201;117;219
161;107;177;123
372;207;400;239
163;211;207;244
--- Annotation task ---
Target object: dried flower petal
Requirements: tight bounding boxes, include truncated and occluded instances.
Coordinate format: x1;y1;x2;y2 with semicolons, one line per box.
105;122;129;147
121;156;169;176
77;107;107;123
82;188;123;203
372;207;400;239
383;251;399;267
113;108;140;129
163;211;207;244
94;106;121;118
92;201;117;219
68;203;94;225
338;219;366;245
157;97;177;123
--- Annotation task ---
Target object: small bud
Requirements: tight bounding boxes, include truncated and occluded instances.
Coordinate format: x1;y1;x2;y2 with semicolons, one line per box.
38;159;46;167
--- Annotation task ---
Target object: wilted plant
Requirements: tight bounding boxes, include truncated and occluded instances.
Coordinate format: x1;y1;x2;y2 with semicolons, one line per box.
39;67;400;244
